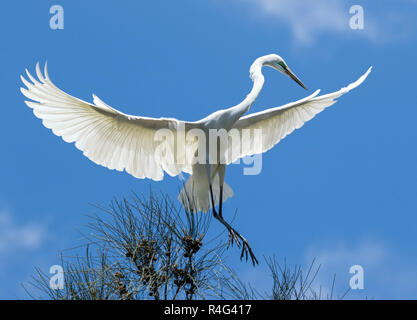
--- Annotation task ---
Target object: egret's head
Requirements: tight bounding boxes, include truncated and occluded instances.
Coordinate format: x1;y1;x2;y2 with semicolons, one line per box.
263;54;308;90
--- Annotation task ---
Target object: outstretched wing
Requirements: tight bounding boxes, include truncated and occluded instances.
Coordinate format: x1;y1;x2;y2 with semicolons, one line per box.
21;63;198;181
227;67;372;163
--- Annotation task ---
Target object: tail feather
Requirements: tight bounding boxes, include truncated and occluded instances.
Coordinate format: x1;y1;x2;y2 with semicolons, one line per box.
178;174;233;213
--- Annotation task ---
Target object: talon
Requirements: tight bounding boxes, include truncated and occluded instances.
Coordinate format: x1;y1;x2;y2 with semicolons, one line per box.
210;184;258;265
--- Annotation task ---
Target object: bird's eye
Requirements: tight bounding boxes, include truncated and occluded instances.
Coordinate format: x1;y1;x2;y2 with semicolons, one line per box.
278;61;287;69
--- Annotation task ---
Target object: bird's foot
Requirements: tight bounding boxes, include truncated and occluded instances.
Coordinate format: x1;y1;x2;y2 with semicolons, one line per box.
214;214;259;266
235;232;259;266
226;226;242;248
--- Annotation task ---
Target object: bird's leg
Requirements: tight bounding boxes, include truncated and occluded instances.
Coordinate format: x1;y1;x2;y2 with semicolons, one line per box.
218;186;238;246
206;163;258;265
208;183;218;218
209;185;240;258
211;185;259;266
218;185;223;218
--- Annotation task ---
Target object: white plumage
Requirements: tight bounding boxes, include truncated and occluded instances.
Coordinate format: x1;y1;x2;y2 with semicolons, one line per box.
21;54;371;264
21;63;197;181
229;68;371;162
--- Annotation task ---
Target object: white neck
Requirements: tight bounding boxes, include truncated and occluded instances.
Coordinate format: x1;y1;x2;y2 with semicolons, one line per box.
229;58;265;122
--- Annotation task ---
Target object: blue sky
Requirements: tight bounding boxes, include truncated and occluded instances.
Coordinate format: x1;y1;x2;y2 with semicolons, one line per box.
0;0;416;299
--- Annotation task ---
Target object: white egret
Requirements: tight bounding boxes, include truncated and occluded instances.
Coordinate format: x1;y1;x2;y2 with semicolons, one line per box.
21;54;372;264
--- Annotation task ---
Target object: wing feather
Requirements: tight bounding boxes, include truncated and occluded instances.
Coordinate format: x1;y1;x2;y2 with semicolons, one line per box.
21;63;196;181
229;67;372;163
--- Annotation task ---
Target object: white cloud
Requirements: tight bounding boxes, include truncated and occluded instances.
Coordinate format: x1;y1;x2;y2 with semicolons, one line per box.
249;0;350;44
237;239;417;299
0;210;46;253
305;240;417;299
306;241;386;269
227;0;412;45
0;207;57;298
